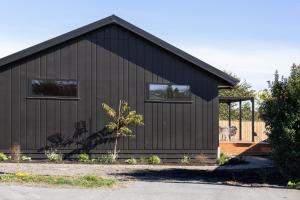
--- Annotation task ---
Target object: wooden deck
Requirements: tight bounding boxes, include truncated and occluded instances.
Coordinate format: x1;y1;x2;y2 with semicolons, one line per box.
219;141;271;156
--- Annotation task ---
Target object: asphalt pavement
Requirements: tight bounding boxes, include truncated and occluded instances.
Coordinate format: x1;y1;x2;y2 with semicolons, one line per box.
0;181;299;200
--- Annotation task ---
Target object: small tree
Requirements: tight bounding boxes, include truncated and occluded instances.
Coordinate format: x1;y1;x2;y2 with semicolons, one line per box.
102;100;144;158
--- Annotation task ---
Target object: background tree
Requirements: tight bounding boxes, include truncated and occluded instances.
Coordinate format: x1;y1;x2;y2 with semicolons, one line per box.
102;100;144;158
219;73;259;121
260;64;300;181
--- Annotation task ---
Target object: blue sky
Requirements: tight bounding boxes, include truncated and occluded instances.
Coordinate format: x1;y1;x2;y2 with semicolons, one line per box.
1;0;299;90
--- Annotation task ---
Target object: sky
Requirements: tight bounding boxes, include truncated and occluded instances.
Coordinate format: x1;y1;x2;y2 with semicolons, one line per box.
0;0;299;91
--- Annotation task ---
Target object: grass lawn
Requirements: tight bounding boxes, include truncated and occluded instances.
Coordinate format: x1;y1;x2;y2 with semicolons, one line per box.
0;172;117;188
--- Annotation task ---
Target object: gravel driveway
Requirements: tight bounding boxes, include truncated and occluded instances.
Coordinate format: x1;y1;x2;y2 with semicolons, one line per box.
0;163;217;178
0;156;273;178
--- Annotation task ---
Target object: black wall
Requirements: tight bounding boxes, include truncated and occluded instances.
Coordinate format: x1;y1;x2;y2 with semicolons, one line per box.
0;24;220;159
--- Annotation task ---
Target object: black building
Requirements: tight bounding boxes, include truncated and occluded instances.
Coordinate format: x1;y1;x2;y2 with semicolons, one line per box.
0;15;238;160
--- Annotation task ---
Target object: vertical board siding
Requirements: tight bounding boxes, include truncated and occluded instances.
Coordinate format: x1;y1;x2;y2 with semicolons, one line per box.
20;62;27;149
0;67;11;149
11;65;20;145
0;24;219;157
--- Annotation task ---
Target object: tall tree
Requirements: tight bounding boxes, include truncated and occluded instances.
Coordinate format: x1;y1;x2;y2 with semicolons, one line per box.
219;73;258;121
260;64;300;181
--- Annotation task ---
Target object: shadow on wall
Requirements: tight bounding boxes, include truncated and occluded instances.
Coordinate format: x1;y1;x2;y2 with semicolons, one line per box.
39;121;114;158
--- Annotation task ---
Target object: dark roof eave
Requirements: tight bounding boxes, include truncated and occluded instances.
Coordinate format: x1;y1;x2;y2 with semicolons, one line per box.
0;15;238;86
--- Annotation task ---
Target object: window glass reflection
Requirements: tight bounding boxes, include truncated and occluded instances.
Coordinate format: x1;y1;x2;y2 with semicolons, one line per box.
30;80;78;97
148;84;190;101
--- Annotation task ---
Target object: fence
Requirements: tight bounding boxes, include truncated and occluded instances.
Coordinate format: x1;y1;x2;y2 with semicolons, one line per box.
219;120;268;142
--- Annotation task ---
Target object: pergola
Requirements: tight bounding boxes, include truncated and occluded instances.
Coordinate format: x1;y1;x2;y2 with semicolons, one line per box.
219;96;255;142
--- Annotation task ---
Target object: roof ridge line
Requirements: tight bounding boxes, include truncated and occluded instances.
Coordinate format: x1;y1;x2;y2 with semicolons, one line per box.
0;14;238;86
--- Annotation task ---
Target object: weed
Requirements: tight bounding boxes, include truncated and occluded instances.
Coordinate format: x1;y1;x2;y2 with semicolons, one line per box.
0;153;8;161
179;155;191;164
125;157;137;165
45;149;63;162
148;155;161;164
78;153;90;163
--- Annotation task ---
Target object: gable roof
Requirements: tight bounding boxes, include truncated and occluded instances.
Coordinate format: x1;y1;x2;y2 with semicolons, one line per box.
0;15;238;86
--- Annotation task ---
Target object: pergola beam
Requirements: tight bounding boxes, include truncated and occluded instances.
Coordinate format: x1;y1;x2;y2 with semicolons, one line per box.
228;103;231;127
219;96;255;142
239;100;242;141
251;98;255;142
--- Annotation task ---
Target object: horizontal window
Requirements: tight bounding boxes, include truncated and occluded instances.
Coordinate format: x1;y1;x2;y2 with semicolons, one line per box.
147;83;191;101
29;79;78;98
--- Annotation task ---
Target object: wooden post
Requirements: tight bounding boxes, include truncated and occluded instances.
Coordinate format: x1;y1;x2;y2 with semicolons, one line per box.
251;98;255;142
228;102;231;127
239;100;242;141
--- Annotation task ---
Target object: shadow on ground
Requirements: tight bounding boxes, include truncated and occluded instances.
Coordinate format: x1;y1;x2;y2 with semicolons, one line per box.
111;167;288;188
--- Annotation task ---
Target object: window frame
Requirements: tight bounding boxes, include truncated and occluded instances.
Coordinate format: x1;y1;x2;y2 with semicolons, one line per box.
27;79;79;100
146;83;192;103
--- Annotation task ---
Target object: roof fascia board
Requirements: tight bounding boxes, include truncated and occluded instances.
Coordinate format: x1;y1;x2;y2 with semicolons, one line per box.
0;15;238;86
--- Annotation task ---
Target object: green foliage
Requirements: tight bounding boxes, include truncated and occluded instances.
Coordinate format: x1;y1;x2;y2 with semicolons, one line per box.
102;103;117;119
119;126;133;136
148;155;161;164
0;173;116;188
102;100;144;157
0;152;8;161
219;73;259;120
217;153;230;165
97;152;117;164
217;153;248;166
260;64;300;181
78;153;90;163
125;157;137;165
287;181;300;188
179;155;191;164
45;149;63;162
21;155;32;161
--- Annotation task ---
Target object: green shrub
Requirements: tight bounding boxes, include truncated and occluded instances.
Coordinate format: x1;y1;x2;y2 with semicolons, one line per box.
0;152;8;161
287;181;300;188
180;155;191;164
217;154;248;166
148;155;161;164
125;157;137;165
21;155;32;161
45;149;63;162
217;153;230;165
78;153;90;162
98;152;117;164
260;65;300;181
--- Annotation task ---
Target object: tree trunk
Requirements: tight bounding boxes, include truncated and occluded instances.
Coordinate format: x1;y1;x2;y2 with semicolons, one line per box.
113;100;122;157
113;135;118;156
